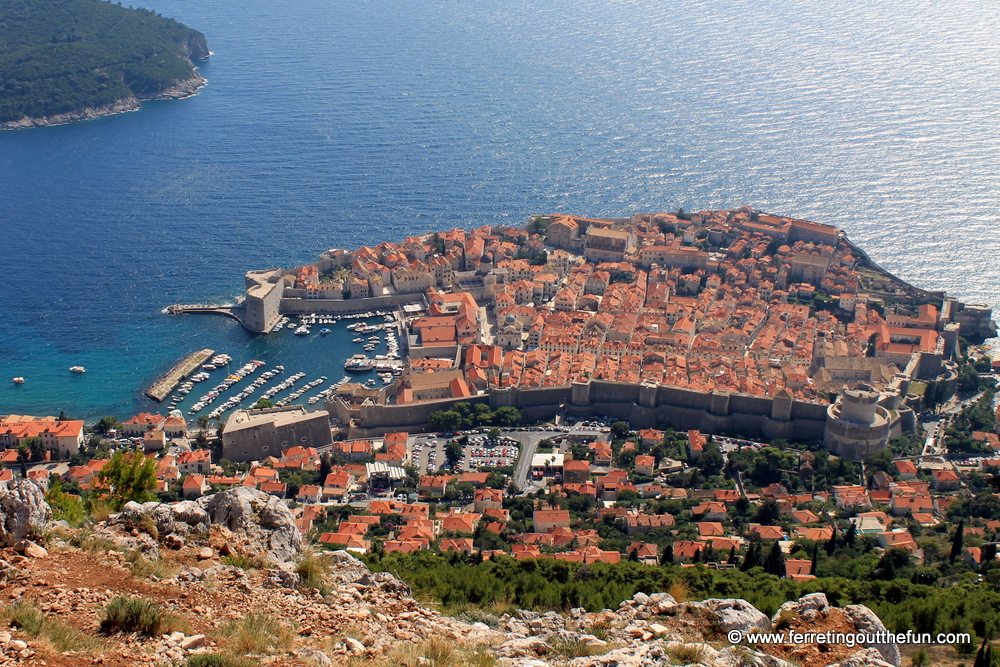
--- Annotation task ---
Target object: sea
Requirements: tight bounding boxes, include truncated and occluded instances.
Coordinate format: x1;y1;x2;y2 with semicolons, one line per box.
2;0;999;422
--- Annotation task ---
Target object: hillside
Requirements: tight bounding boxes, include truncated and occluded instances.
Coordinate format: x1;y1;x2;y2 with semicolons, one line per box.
0;479;912;667
0;0;208;128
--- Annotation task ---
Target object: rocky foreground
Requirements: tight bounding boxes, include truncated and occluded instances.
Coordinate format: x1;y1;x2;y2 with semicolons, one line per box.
0;479;901;666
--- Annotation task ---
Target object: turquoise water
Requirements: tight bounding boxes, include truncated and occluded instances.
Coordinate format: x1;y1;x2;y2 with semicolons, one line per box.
2;0;1000;420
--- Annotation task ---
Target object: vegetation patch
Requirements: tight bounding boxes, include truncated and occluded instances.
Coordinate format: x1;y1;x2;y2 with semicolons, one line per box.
100;595;186;636
220;613;295;655
0;601;102;652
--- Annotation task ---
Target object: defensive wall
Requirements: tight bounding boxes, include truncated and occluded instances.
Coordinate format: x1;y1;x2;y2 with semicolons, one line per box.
344;377;829;442
279;293;423;316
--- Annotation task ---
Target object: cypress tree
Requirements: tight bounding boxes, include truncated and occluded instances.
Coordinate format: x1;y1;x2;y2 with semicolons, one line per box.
693;548;702;563
810;541;819;576
741;543;757;572
628;548;640;563
845;522;857;548
767;541;785;577
825;527;838;555
728;547;737;564
660;543;674;565
950;520;965;564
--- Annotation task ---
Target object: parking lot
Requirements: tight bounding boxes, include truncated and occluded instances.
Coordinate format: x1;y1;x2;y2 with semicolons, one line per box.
409;432;521;473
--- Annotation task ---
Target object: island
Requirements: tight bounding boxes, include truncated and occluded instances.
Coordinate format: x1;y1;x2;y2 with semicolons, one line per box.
0;0;208;129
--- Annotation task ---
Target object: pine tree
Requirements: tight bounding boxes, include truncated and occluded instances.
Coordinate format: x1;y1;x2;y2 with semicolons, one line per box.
950;520;965;564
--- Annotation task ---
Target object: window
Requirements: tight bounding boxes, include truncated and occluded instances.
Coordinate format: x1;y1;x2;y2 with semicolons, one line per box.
262;446;269;452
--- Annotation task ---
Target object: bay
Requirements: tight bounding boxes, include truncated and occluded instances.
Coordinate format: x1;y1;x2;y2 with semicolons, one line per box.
1;0;998;420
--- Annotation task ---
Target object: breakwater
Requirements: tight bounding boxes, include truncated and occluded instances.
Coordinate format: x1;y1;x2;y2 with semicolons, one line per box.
144;349;214;402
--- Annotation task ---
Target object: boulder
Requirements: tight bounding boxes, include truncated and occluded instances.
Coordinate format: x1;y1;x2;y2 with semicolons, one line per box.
151;500;210;537
701;598;771;633
771;592;831;624
327;549;372;584
0;479;51;546
200;487;301;564
842;606;901;667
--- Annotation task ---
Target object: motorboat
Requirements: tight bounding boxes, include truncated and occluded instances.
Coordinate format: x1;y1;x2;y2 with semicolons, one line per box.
69;366;86;373
294;326;310;335
12;377;24;384
319;328;331;335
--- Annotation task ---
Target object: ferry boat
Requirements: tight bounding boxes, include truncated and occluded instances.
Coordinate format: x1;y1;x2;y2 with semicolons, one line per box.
69;366;86;373
12;377;24;385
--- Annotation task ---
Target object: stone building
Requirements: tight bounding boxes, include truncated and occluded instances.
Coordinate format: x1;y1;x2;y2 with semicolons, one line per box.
243;269;287;333
222;406;332;462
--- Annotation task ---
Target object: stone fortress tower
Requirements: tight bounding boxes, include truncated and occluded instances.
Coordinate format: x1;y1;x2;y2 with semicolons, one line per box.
823;383;892;460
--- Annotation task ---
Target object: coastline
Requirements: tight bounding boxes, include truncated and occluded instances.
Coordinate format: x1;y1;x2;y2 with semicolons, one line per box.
0;72;207;131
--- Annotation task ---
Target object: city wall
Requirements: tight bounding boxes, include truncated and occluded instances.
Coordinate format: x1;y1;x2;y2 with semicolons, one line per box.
279;293;423;316
347;377;829;441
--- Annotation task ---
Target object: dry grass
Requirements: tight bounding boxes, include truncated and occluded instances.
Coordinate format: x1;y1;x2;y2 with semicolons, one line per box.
220;612;295;655
0;601;103;652
667;579;690;603
363;636;497;667
667;643;707;664
221;554;268;571
88;499;115;524
295;550;332;595
125;550;181;580
186;654;260;667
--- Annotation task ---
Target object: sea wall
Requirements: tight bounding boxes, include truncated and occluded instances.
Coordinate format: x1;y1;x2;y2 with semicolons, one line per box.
279;293;423;315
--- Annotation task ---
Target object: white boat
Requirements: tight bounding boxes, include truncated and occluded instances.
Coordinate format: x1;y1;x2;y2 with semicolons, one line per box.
319;328;331;335
294;326;310;335
12;377;24;385
69;366;86;373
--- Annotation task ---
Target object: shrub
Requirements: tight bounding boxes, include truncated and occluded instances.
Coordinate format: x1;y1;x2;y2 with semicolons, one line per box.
220;613;294;654
187;654;259;667
668;644;706;664
0;601;101;652
295;551;331;595
100;596;185;636
221;554;268;571
126;551;181;580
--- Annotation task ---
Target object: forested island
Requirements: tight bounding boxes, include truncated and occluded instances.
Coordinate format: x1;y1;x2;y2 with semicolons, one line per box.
0;0;208;129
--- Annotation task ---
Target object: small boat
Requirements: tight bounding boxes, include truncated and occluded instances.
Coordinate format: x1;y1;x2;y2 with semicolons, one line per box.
69;366;86;373
12;377;24;385
294;326;310;335
319;328;331;335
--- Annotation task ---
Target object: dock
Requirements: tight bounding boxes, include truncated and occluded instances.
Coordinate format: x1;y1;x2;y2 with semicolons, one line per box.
145;349;215;402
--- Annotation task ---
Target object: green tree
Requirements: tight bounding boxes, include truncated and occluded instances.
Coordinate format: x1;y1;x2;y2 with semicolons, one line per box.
660;544;673;565
697;442;724;477
429;410;462;432
95;447;158;509
253;397;273;410
754;499;781;526
45;478;85;526
950;521;965;563
95;416;121;436
610;421;631;439
445;441;463;468
21;436;46;462
493;407;521;427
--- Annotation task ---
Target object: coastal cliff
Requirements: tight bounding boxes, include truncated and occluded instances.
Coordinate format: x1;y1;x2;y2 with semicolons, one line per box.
0;0;209;130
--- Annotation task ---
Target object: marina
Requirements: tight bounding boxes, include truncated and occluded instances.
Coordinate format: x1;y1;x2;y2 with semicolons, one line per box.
144;349;215;402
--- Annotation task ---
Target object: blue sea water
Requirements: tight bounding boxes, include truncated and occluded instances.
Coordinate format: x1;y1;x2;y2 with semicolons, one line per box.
2;0;1000;421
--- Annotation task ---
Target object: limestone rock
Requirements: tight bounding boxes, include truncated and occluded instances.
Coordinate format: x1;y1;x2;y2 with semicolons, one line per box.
823;648;897;667
0;479;51;546
151;500;211;538
327;549;371;584
701;598;771;633
771;592;831;624
715;646;799;667
200;487;301;564
494;636;550;658
842;606;900;666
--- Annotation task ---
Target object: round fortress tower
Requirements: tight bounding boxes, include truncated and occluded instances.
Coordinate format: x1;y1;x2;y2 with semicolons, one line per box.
823;383;891;460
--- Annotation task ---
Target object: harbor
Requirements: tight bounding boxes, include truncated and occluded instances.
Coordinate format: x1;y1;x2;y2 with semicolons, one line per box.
144;348;215;402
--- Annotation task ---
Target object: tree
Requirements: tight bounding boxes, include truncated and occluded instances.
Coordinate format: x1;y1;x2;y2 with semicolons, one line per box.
95;447;158;509
697;442;724;477
845;522;857;548
318;453;331;486
628;548;640;563
766;540;785;577
610;421;631;439
950;520;965;563
445;441;463;468
660;544;674;565
487;427;501;442
754;499;781;526
810;541;819;576
58;411;67;421
45;478;86;526
429;410;462;432
493;407;521;427
21;437;45;462
197;415;210;431
253;397;273;410
95;416;121;436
